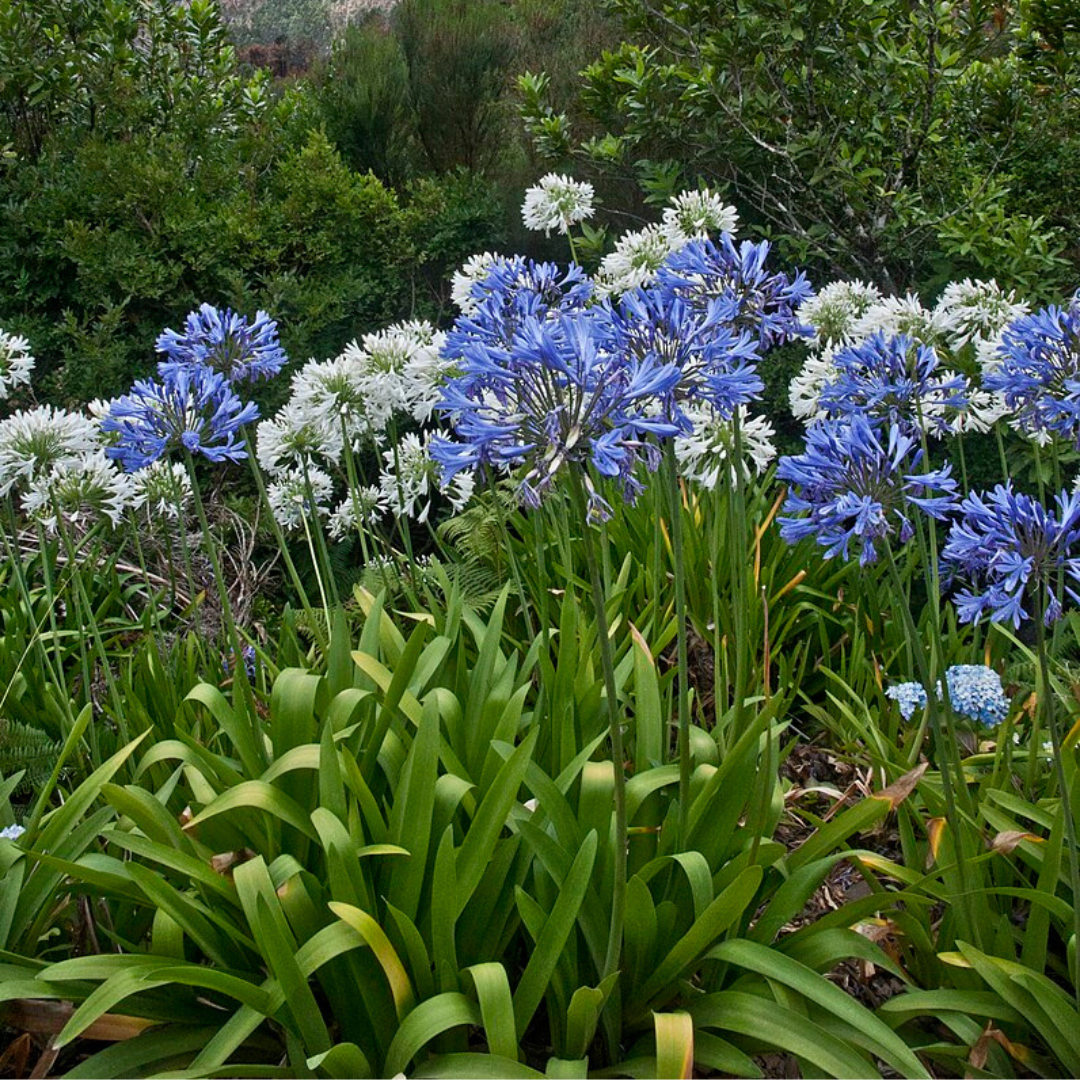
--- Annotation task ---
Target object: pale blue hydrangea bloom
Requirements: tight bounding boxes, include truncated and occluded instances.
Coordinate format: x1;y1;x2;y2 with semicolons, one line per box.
887;665;1009;726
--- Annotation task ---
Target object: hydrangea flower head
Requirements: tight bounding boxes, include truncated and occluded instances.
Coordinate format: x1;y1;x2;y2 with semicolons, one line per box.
521;173;596;235
942;484;1080;627
661;189;738;245
156;304;287;384
0;329;34;400
817;332;971;438
0;406;101;495
103;365;258;471
983;295;1080;446
887;665;1009;726
657;235;814;348
777;416;959;566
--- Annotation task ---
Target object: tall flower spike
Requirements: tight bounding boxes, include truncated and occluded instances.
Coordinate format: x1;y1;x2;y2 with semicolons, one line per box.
942;484;1080;627
657;235;814;348
817;332;971;439
103;365;259;471
983;294;1080;447
777;415;959;566
156;303;287;385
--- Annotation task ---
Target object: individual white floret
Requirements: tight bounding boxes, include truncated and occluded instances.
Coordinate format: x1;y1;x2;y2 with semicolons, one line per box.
594;225;676;299
266;465;334;531
0;330;35;400
22;451;136;532
675;404;776;488
0;406;101;496
521;173;595;236
661;190;738;245
796;281;883;347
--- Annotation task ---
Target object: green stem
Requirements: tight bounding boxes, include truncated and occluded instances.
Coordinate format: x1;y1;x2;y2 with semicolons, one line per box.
568;467;627;989
1034;597;1080;1006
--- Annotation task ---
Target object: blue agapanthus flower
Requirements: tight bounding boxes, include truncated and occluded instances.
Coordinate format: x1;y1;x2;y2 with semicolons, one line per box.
656;235;814;348
983;293;1080;444
600;286;763;422
777;416;959;566
103;365;259;471
818;332;970;437
941;484;1080;627
444;258;593;360
433;305;681;520
156;304;287;384
887;665;1009;726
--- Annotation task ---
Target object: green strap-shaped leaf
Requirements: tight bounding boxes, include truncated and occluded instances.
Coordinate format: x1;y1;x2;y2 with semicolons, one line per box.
329;901;416;1020
654;1010;694;1080
307;1042;373;1080
512;829;598;1035
189;781;319;841
383;993;481;1078
411;1053;546;1078
464;962;518;1062
185;683;264;777
708;939;930;1079
691;991;881;1079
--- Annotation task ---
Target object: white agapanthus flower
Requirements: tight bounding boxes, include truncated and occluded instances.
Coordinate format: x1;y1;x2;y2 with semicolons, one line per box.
974;334;1008;376
132;461;192;520
266;465;334;531
521;173;595;236
256;401;343;477
849;294;953;348
934;278;1030;350
789;348;839;424
594;225;676;299
451;252;509;315
290;354;378;449
952;386;1012;434
675;405;776;488
661;189;738;245
796;281;883;347
22;451;136;532
0;330;34;401
380;430;474;523
327;486;387;541
0;405;101;496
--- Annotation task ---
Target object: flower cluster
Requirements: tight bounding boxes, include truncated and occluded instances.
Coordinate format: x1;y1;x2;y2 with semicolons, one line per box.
777;416;959;566
0;405;102;496
0;329;34;401
157;304;287;384
521;174;595;235
942;484;1080;627
104;365;258;472
674;405;776;489
887;665;1009;726
22;451;137;533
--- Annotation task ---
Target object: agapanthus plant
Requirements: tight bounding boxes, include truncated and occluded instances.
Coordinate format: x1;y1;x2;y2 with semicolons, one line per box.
657;235;814;348
433;306;681;520
157;303;287;384
103;365;258;471
661;189;738;246
778;416;959;566
983;294;1080;446
942;484;1080;627
817;332;971;438
521;173;595;236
